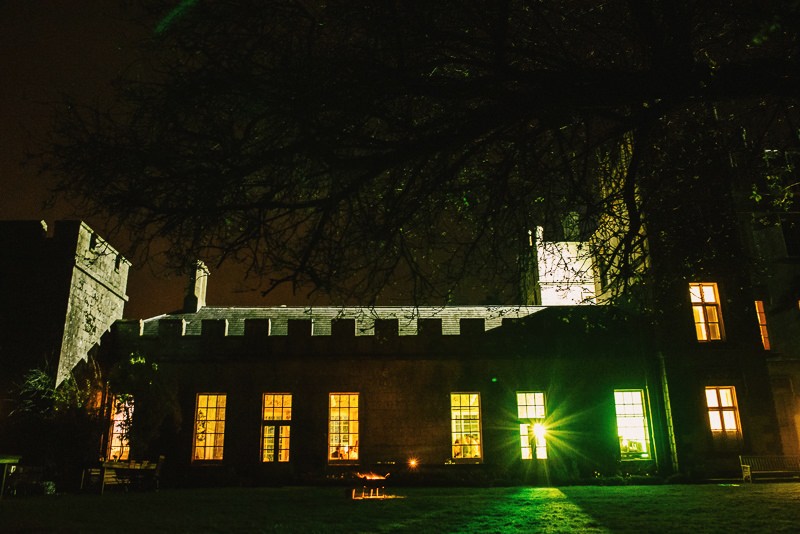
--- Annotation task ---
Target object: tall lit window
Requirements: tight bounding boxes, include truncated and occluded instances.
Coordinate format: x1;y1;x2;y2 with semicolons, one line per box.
614;390;651;460
754;300;771;350
690;283;724;341
517;392;547;460
108;395;133;461
451;393;482;461
193;393;226;461
705;387;740;433
329;393;359;462
262;393;292;463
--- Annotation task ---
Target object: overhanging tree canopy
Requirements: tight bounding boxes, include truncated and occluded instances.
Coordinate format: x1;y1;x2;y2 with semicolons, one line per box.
42;0;800;305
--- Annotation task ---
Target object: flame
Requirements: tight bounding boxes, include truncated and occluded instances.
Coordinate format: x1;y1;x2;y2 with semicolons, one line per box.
356;472;389;480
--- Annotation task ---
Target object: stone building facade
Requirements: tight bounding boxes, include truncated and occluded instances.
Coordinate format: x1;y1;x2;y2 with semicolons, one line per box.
110;304;667;485
102;256;785;485
1;218;796;486
0;220;129;415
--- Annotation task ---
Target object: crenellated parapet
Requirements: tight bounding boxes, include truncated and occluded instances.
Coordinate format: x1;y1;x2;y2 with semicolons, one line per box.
68;221;130;299
128;305;547;340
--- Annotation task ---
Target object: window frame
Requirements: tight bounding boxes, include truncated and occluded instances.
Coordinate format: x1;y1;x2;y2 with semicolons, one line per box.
193;393;227;462
690;282;725;341
705;386;741;436
517;391;547;460
614;389;653;461
754;300;771;350
261;393;292;463
108;395;133;461
328;393;359;464
450;392;483;463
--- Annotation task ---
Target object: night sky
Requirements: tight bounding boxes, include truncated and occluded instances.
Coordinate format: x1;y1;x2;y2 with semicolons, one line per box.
0;2;303;319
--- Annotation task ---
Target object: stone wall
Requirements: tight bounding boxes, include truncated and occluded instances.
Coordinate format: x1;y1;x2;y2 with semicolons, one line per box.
56;221;129;384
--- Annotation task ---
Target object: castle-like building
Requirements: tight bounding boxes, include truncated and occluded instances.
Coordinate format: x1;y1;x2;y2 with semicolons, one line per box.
2;218;799;486
105;224;797;485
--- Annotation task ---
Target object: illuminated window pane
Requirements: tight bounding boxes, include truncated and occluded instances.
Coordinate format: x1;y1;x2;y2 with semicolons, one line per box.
194;393;226;461
722;411;737;430
329;393;359;462
262;393;292;463
693;308;708;340
708;323;721;340
263;426;275;462
517;391;547;460
701;285;717;303
719;388;733;407
708;411;723;431
278;427;290;462
689;283;724;341
705;389;719;408
451;392;482;461
689;285;702;302
705;386;740;433
614;389;651;459
755;301;771;350
516;392;545;419
108;395;133;461
520;424;532;460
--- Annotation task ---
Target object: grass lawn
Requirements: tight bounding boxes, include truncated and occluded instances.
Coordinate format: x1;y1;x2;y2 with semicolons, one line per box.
2;483;799;533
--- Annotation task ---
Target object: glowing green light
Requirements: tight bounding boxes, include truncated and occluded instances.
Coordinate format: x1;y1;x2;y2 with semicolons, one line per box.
155;0;199;34
491;377;497;383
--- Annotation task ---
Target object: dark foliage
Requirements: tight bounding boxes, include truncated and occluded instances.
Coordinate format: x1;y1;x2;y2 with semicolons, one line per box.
7;362;104;490
107;352;182;459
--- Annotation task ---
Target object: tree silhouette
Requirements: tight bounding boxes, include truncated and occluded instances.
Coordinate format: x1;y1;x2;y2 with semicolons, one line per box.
41;0;800;305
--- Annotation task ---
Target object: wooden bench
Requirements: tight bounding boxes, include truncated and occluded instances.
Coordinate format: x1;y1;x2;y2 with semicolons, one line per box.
739;455;800;482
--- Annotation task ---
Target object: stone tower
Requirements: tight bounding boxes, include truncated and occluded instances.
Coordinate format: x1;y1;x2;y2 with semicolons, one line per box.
0;220;129;391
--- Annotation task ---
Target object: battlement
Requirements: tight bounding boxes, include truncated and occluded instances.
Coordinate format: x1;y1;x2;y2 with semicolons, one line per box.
121;305;547;339
70;221;130;299
0;220;130;299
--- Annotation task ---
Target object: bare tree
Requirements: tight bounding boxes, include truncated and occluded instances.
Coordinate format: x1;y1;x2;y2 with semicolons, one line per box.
41;0;800;306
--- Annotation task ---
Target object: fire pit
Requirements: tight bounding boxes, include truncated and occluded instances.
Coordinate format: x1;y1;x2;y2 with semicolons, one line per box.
351;472;389;500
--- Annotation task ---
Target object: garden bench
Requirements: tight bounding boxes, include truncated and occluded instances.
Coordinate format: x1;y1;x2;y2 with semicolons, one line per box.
739;455;800;482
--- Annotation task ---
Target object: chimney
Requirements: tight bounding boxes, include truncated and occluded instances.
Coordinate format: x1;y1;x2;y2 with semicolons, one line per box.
183;260;209;313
